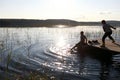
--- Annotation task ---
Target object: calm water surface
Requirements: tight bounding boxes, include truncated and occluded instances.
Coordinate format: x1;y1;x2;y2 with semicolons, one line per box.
0;26;120;80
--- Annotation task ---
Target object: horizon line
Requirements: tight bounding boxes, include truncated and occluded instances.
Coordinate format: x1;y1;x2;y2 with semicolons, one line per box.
0;18;120;22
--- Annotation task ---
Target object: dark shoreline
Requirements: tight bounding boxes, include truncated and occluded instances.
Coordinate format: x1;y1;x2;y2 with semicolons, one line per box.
0;19;120;27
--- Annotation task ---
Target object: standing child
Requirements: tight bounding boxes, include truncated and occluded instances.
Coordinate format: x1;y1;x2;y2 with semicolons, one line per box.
101;20;116;47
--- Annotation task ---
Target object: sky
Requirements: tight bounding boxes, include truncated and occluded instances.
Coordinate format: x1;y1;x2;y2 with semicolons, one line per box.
0;0;120;21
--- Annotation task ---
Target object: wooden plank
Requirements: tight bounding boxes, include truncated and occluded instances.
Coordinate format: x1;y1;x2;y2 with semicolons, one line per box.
93;40;120;52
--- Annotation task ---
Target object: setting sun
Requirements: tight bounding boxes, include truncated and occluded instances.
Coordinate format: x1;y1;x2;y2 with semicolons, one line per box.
41;0;78;19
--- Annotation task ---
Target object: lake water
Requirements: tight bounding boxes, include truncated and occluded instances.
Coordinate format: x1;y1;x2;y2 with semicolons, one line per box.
0;26;120;80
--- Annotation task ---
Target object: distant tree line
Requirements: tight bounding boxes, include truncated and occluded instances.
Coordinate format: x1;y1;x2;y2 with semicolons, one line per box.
0;19;120;27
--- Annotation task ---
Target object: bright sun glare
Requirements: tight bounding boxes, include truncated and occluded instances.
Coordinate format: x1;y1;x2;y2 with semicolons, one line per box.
50;36;71;57
43;0;78;19
56;36;66;48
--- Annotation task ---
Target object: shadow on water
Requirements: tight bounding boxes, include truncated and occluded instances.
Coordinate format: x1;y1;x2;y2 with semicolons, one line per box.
98;53;113;80
77;49;114;80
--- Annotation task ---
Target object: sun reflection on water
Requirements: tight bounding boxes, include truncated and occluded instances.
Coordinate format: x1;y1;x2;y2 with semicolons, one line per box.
57;25;67;28
49;36;71;58
56;36;66;47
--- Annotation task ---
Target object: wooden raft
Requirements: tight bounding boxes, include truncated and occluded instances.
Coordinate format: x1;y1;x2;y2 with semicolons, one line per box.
93;40;120;53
